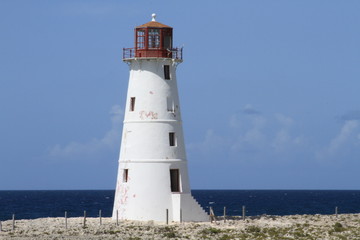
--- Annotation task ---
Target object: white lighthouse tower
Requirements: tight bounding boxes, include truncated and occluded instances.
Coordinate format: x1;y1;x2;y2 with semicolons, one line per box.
112;14;208;222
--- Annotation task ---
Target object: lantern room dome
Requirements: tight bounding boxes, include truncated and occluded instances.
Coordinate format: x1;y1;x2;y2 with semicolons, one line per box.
136;21;172;29
136;13;172;28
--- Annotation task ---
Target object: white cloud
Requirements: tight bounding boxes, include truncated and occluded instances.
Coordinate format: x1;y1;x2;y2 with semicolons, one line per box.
271;114;303;152
316;120;359;159
49;105;123;159
229;104;262;128
191;108;305;160
229;114;241;129
231;115;267;152
275;113;294;127
187;129;225;154
271;129;304;153
272;129;291;152
243;104;261;115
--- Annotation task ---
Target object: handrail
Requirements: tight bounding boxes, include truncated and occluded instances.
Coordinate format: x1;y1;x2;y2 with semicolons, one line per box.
123;47;183;60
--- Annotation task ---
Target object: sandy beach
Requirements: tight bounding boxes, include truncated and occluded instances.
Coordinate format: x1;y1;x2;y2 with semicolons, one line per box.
0;214;359;239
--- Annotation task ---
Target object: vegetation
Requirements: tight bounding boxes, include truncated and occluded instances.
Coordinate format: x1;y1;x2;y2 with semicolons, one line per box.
1;215;360;239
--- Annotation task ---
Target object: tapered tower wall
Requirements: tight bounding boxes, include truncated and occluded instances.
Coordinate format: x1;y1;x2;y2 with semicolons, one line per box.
113;16;208;222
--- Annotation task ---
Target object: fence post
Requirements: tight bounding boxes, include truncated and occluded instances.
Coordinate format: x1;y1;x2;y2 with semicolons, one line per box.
223;207;226;223
209;207;216;223
180;209;182;223
335;206;338;217
116;210;119;226
83;211;86;228
99;210;102;225
166;209;169;225
0;221;2;232
12;214;15;231
242;206;246;221
65;211;68;229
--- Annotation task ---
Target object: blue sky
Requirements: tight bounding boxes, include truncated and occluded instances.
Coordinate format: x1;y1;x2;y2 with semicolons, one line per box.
1;0;359;190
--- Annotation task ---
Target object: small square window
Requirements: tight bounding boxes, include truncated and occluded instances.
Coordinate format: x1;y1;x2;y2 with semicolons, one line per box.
123;169;129;182
164;65;170;80
130;97;135;111
169;132;176;146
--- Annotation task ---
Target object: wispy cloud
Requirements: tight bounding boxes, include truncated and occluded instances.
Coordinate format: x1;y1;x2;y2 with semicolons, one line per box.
243;104;261;115
275;113;294;127
271;114;303;153
231;115;267;153
316;119;359;160
190;105;303;159
48;105;123;159
229;104;261;128
339;111;360;121
187;129;226;154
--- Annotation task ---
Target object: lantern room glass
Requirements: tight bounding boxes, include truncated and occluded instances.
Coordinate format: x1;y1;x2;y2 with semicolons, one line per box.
148;29;160;49
136;30;145;49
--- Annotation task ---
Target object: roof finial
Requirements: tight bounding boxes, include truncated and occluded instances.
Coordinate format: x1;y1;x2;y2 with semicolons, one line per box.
151;13;156;22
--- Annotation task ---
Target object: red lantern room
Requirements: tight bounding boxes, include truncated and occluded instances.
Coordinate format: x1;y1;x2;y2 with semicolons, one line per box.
123;14;182;60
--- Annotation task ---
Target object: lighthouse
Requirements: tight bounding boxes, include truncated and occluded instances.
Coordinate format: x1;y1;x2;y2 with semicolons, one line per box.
112;14;208;222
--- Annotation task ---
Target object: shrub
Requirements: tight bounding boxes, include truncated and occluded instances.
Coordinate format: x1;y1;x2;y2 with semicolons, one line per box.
200;227;222;235
246;226;261;233
334;222;345;232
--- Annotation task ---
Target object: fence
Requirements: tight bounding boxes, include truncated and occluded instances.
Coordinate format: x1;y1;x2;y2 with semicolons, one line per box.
0;206;343;232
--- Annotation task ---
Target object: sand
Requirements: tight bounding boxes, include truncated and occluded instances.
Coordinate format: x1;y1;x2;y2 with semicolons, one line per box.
0;214;359;239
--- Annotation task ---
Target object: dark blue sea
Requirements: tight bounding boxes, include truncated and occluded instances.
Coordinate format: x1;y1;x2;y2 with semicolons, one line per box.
1;190;360;221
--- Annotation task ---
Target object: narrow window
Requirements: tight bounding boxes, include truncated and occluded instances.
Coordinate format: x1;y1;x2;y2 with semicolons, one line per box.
167;97;174;112
164;65;170;80
130;97;135;111
169;132;176;146
170;169;180;192
123;169;129;182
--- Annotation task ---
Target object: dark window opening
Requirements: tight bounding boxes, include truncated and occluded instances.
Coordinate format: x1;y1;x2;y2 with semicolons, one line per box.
164;35;172;49
164;65;170;80
167;97;174;112
169;132;176;146
170;169;180;192
130;97;135;111
123;169;129;182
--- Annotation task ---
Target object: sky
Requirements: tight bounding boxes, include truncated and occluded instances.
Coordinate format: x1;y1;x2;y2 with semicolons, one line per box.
1;0;360;190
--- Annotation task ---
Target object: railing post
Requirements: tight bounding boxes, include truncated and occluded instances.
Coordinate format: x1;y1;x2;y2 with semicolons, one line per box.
99;210;102;225
166;209;169;225
223;206;226;223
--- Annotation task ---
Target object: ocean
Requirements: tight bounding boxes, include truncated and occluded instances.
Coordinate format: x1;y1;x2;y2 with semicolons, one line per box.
0;190;359;221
